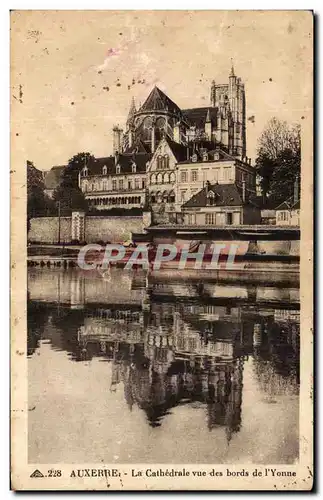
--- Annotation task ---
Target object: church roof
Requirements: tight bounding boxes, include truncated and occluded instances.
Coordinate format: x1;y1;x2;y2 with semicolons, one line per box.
140;86;181;115
183;183;245;208
182;107;218;128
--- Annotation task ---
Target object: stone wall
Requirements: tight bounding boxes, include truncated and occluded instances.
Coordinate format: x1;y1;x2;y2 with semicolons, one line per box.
29;217;71;244
28;215;145;244
84;216;144;243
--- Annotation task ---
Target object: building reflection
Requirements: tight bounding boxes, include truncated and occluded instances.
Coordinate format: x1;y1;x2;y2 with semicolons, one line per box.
27;269;300;436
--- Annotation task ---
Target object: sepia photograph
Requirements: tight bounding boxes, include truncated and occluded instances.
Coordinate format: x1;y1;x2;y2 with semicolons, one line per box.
10;9;313;490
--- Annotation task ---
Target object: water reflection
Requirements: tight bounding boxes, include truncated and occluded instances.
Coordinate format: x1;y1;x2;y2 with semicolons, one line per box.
28;268;299;464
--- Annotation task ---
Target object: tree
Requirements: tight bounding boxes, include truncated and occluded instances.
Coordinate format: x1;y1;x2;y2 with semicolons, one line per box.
27;160;55;230
53;152;94;214
255;118;301;202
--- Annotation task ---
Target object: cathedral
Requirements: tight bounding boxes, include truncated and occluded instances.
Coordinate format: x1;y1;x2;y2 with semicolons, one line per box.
113;65;246;159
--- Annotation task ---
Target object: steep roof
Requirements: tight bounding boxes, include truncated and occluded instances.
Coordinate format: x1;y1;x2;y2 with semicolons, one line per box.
165;137;188;162
86;153;152;176
182;107;218;128
44;165;66;189
183;183;245;208
140;86;181;115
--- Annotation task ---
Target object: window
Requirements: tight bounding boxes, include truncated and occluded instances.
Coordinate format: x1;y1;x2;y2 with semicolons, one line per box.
214;152;220;161
223;167;231;181
132;163;136;173
180;171;188;183
157;155;163;169
203;153;208;162
102;165;107;175
83;167;88;177
191;170;198;182
142;179;146;189
207;191;215;206
157;173;163;184
170;172;175;183
163;155;169;169
227;213;233;225
180;190;187;202
214;169;219;182
169;191;175;203
151;173;156;184
116;165;121;174
202;169;208;181
128;180;132;190
118;179;124;190
102;181;107;191
164;172;169;184
112;179;117;190
150;193;156;203
91;183;95;191
191;154;198;162
83;181;88;192
205;213;216;225
135;178;140;190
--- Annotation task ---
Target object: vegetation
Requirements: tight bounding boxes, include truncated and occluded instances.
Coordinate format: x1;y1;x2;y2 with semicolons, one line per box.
255;118;301;204
53;152;94;214
27;160;55;230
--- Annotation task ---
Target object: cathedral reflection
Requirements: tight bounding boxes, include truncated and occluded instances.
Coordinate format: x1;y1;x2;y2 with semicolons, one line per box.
27;269;300;436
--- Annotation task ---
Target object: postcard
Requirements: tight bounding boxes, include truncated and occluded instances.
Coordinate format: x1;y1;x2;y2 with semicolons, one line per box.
11;10;313;490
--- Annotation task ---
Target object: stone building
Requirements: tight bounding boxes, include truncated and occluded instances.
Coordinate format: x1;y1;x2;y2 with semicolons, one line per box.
181;182;261;226
175;147;255;211
120;65;246;158
78;152;151;210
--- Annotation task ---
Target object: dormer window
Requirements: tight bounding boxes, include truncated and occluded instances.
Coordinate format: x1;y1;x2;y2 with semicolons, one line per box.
203;153;208;162
116;165;121;174
207;190;215;206
82;167;88;177
102;165;107;175
131;163;136;173
191;154;198;163
214;152;220;161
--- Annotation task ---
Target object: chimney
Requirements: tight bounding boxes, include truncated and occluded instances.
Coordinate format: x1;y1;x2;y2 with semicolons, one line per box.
242;178;246;203
294;175;299;204
113;125;123;154
248;158;252;166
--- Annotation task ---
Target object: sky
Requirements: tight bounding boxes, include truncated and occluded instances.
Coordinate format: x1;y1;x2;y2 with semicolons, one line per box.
11;10;312;171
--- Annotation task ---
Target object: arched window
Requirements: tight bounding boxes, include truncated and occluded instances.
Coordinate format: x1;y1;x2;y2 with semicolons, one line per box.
82;167;88;177
169;191;175;203
116;165;121;174
150;192;156;203
162;191;168;203
102;165;107;175
157;173;163;184
164;172;169;184
156;191;162;203
102;180;107;191
163;155;169;169
83;181;88;192
151;173;156;184
157;155;163;170
170;172;175;183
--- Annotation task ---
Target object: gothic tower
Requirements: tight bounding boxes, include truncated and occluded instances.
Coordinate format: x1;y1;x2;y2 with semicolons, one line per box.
210;65;246;158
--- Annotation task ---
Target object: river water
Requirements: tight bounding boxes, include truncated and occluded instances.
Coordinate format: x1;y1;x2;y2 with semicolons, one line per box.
28;267;299;464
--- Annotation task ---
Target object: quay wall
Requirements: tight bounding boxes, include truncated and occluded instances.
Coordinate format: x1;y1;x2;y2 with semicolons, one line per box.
28;216;144;244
